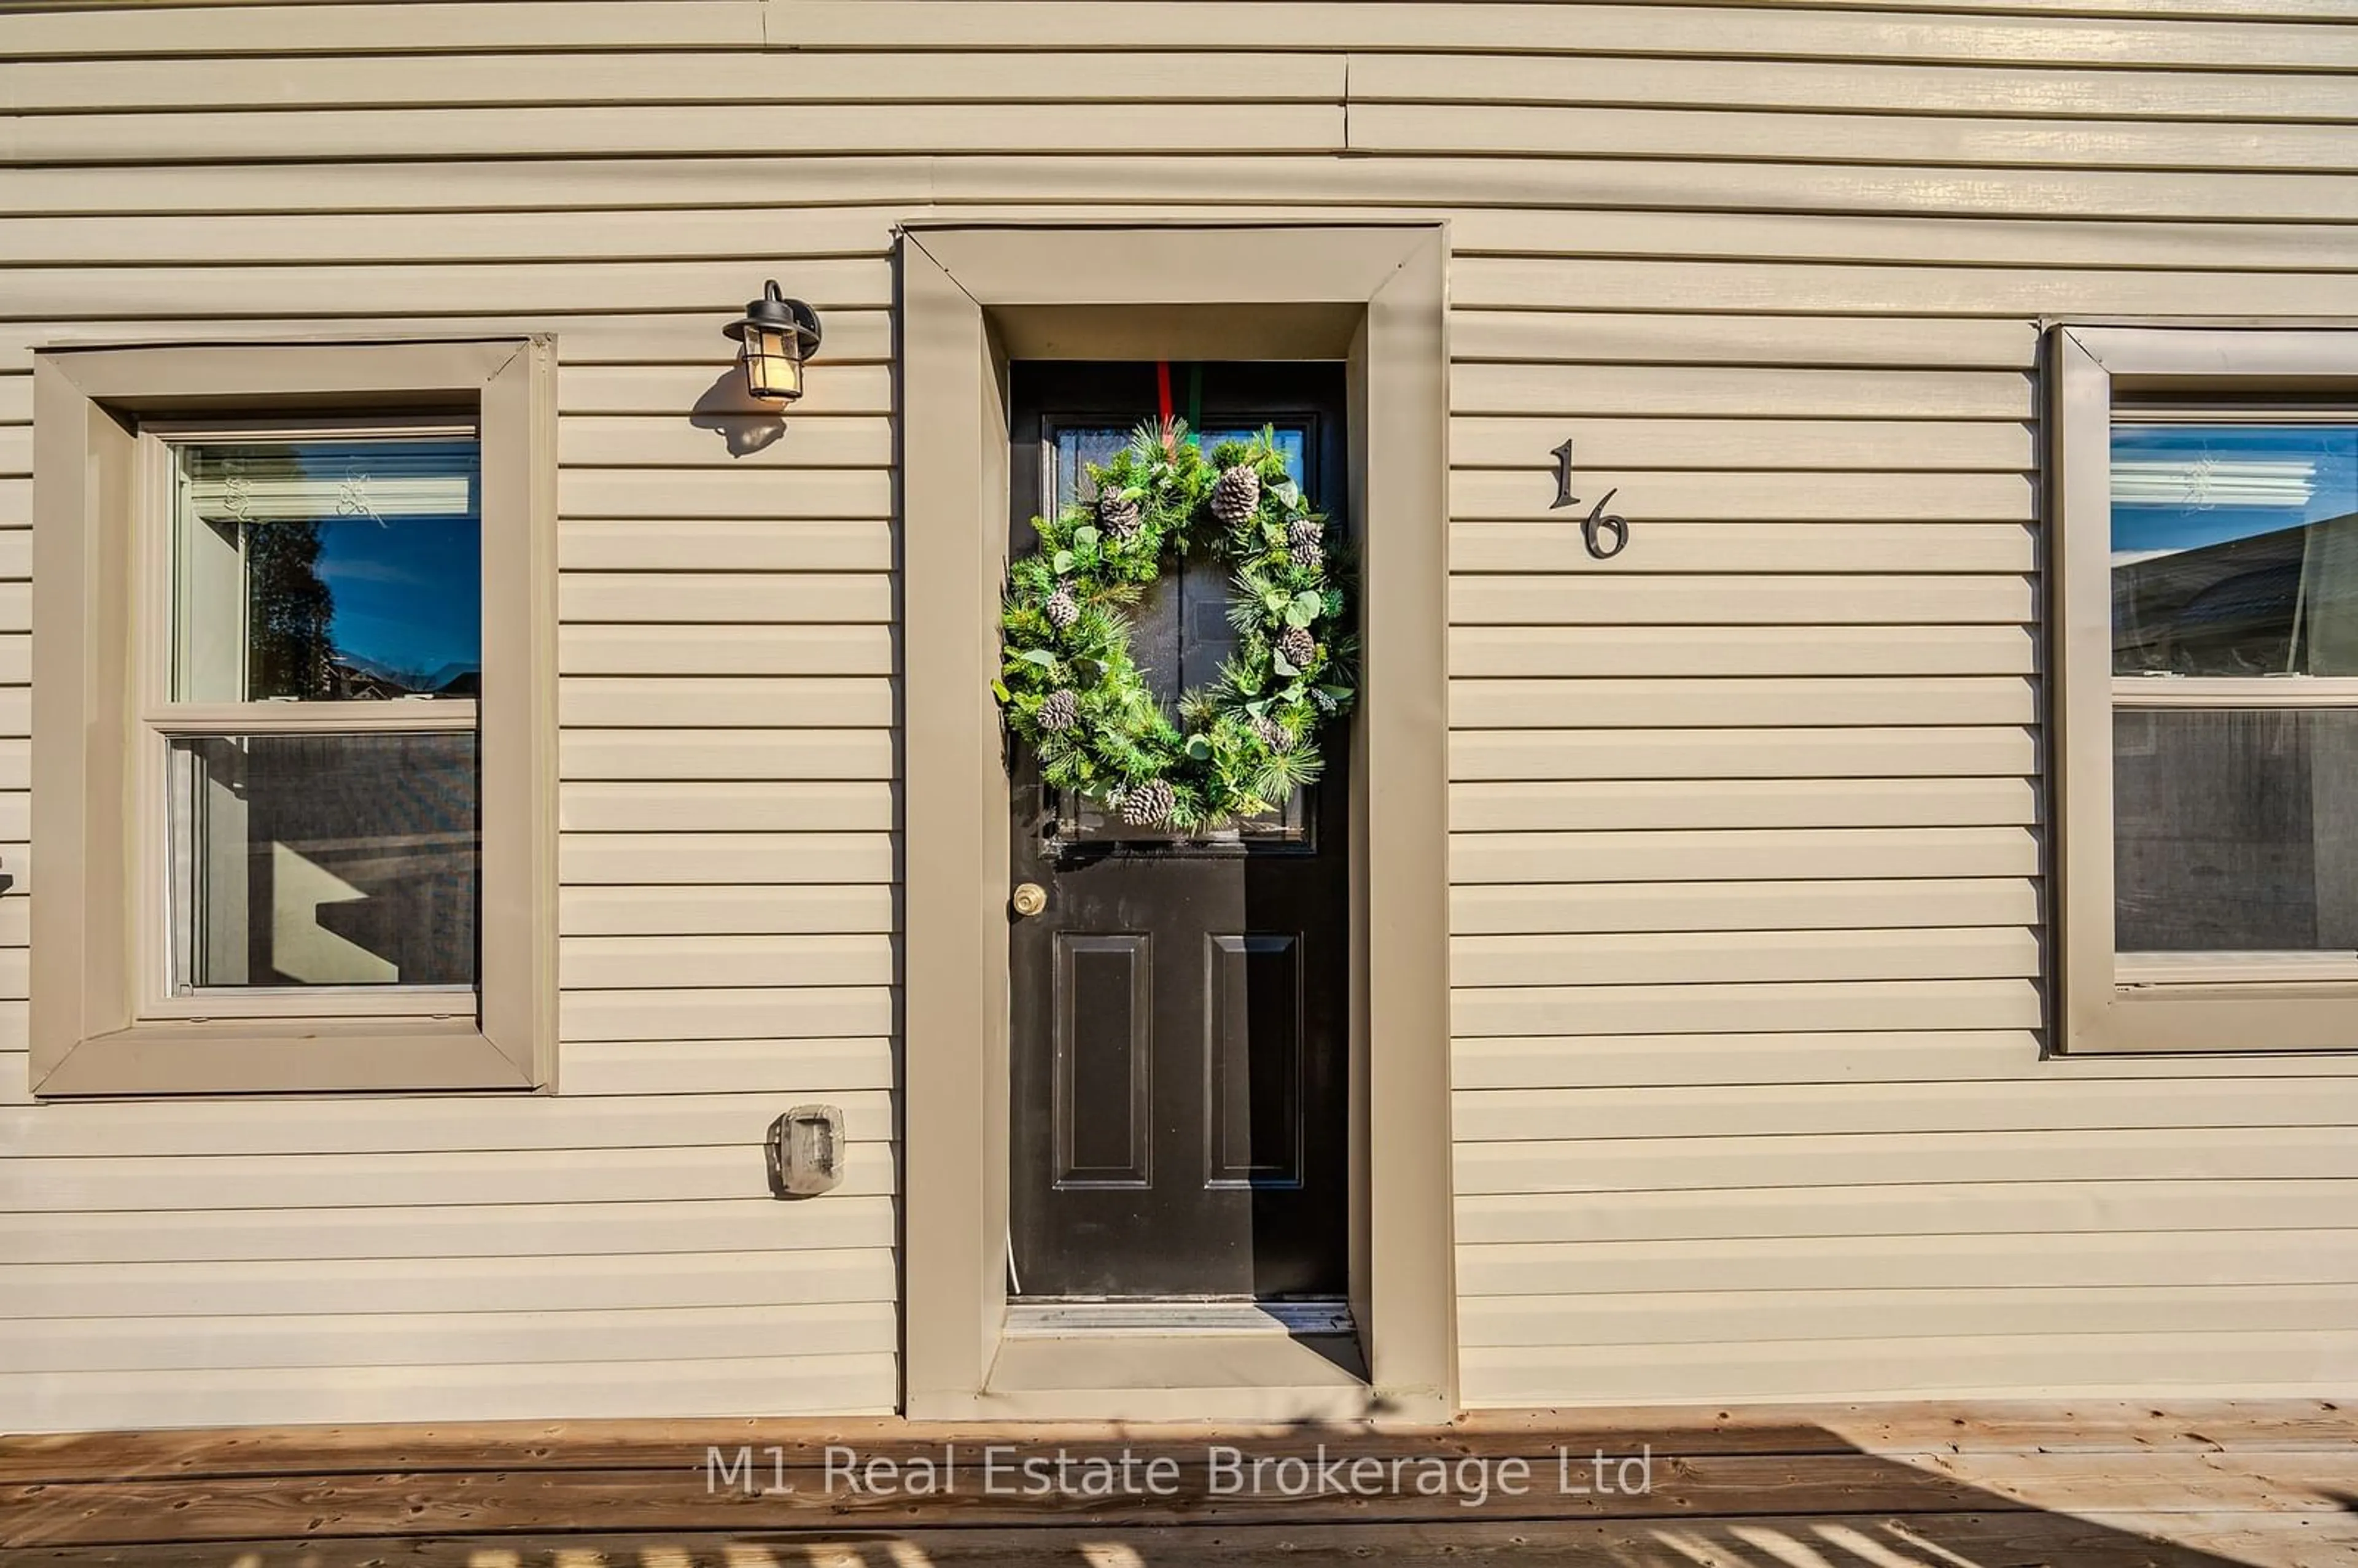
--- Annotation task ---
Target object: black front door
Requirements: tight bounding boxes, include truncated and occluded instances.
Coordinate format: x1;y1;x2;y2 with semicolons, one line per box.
1008;362;1352;1302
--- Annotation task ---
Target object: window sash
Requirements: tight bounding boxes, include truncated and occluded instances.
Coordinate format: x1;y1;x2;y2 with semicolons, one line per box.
2119;951;2358;985
143;699;478;735
137;727;489;1019
133;423;486;1022
2109;682;2358;973
2107;406;2358;956
2111;676;2358;708
2107;476;2358;971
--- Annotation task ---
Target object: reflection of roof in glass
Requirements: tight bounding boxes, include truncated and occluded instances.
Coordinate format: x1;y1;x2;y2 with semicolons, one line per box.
2176;561;2299;628
2113;517;2309;592
2111;514;2313;674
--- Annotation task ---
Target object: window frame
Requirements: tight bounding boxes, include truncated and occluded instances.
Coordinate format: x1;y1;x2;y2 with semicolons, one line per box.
139;416;484;1020
31;339;557;1095
2052;324;2358;1054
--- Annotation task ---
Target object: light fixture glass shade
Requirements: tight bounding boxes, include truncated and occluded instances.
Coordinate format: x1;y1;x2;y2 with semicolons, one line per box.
725;281;820;406
738;325;804;403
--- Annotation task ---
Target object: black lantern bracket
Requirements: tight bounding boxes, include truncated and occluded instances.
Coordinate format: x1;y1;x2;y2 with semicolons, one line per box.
724;280;823;357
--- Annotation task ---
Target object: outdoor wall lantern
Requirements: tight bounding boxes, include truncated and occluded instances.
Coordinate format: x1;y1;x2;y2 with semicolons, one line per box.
725;280;823;405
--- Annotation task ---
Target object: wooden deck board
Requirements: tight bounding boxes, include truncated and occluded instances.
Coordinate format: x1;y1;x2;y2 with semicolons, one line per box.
7;1399;2352;1485
2;1402;2353;1565
4;1514;2356;1568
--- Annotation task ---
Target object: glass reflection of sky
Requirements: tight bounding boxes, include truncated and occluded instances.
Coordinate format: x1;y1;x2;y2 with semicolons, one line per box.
178;437;483;694
298;440;480;688
2111;424;2358;564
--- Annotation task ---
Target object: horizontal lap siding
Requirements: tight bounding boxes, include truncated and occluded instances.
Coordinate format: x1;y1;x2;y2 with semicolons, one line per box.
2;0;2356;1428
1417;1;2358;1408
0;14;921;1430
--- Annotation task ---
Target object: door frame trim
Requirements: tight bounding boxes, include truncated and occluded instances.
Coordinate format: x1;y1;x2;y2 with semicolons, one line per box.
898;223;1453;1422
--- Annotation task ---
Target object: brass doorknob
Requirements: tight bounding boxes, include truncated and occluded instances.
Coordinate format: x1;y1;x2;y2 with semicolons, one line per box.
1011;883;1049;918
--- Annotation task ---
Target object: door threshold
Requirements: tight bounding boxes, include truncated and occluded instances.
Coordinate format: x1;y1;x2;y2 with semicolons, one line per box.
1005;1298;1355;1338
978;1314;1374;1421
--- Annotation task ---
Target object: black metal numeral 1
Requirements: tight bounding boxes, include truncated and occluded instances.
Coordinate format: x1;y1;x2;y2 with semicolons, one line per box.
1549;439;1579;510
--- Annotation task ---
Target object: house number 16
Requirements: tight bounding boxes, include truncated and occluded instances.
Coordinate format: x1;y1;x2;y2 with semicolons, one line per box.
1550;439;1630;560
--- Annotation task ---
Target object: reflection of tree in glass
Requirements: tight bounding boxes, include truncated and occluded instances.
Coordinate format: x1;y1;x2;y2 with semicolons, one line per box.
246;519;335;699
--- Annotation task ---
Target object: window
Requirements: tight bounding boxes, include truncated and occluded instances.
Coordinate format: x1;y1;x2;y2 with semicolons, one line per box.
160;430;483;1001
32;341;555;1094
2052;327;2358;1053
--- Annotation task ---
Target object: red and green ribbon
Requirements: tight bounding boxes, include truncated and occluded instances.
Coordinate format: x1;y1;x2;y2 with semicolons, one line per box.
1155;361;1204;448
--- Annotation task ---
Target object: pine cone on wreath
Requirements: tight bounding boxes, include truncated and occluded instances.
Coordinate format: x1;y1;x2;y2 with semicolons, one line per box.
1037;688;1080;732
1118;778;1178;828
1097;488;1144;545
1289;542;1325;573
1250;715;1296;753
1044;584;1080;630
1210;464;1261;527
1277;626;1317;669
1288;518;1323;549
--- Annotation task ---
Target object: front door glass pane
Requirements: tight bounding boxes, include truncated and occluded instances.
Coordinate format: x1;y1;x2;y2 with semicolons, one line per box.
1053;425;1309;705
1049;425;1313;842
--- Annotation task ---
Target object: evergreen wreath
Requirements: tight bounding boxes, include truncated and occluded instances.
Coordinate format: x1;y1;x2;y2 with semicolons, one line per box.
995;419;1357;830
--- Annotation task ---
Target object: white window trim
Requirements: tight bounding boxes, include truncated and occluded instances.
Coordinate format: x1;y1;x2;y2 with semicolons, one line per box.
30;338;557;1096
2052;324;2358;1054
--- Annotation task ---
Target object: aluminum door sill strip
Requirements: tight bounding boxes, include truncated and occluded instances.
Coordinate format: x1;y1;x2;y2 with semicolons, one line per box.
1004;1300;1357;1338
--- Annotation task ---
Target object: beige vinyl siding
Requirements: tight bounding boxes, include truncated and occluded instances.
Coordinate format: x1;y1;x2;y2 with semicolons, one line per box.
3;0;2357;1427
0;39;912;1416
